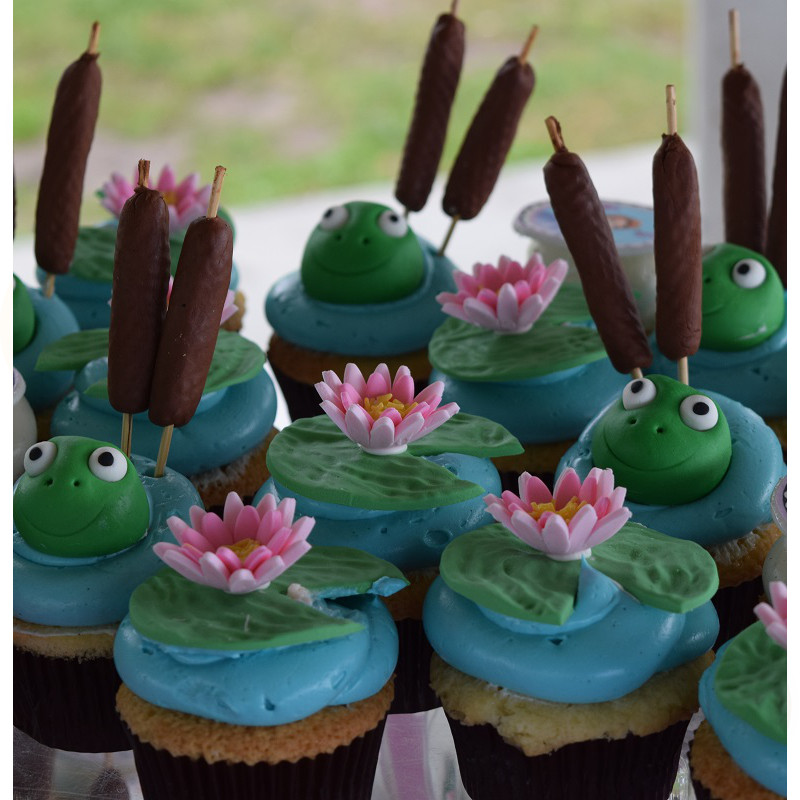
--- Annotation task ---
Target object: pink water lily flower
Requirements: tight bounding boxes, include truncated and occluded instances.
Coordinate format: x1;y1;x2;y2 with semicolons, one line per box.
154;492;314;594
436;254;568;334
484;467;632;561
754;581;787;649
315;363;459;456
100;165;212;233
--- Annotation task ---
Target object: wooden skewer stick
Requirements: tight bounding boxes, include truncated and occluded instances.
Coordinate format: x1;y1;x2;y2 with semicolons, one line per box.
728;9;741;68
138;158;150;188
206;166;226;219
154;425;174;478
519;25;539;64
43;274;56;298
677;357;689;386
437;214;459;256
120;413;133;458
666;84;677;136
630;367;644;381
545;116;566;152
450;0;459;14
87;21;101;55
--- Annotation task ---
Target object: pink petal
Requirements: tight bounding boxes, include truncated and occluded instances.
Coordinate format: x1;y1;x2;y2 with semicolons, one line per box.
365;364;392;397
320;400;348;436
214;546;244;574
484;499;513;529
166;516;192;545
233;505;261;541
540;513;571;554
344;404;374;448
286;516;315;546
189;505;207;531
228;569;261;594
254;555;288;582
277;497;297;528
553;469;582;509
418;403;458;436
343;363;367;396
157;165;177;192
200;511;234;548
517;294;545;328
413;381;445;408
596;468;615;500
281;539;312;567
254;492;278;517
156;547;206;582
378;407;403;426
263;524;292;554
495;283;521;328
509;509;545;547
197;552;234;589
242;545;272;571
771;582;788;617
584;508;632;548
391;369;414;404
476;288;498;309
222;492;245;529
176;171;199;196
519;473;553;506
394;412;426;444
578;472;600;505
565;504;599;551
368;415;398;451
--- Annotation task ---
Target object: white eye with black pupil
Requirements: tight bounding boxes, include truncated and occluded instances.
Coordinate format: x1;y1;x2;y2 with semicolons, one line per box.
377;209;408;238
319;205;349;231
622;378;657;410
89;447;128;482
24;441;57;477
731;258;766;289
679;394;719;431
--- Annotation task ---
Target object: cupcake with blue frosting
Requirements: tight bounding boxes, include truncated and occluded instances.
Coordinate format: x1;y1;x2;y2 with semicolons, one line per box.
114;492;407;800
424;466;719;800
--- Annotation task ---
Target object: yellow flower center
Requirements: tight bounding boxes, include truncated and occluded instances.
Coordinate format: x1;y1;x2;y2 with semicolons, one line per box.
227;538;261;562
362;393;418;421
529;497;586;523
162;189;179;206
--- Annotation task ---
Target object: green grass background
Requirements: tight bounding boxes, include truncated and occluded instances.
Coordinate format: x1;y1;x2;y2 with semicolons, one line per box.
14;0;685;230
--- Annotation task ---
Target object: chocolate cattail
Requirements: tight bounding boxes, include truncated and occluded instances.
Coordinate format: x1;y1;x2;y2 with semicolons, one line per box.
765;70;786;285
395;3;465;213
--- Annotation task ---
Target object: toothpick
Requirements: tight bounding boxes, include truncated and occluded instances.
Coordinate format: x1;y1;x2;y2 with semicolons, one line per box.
206;166;226;219
154;425;174;478
137;159;150;188
450;0;459;14
43;274;56;298
120;413;132;458
519;25;539;64
677;357;689;386
87;21;100;55
438;215;459;256
545;116;566;152
728;9;741;69
666;85;677;136
630;367;643;380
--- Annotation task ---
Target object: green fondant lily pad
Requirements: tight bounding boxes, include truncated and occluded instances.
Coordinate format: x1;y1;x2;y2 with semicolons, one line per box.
266;415;484;511
715;623;787;743
130;568;362;651
587;522;718;613
439;524;582;625
270;545;408;597
429;297;605;382
36;329;264;394
408;413;522;458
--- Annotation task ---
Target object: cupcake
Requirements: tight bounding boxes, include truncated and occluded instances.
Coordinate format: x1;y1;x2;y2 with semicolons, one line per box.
13;369;38;482
36;165;245;332
13;435;200;752
114;492;407;800
648;243;786;449
690;583;786;799
254;362;521;712
266;200;457;420
424;467;720;800
429;253;626;488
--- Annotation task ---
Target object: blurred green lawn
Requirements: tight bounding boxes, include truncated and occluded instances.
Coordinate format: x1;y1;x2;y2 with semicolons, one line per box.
14;0;685;230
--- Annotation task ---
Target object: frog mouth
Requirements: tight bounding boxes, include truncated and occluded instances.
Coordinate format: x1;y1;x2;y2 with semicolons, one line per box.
15;504;105;540
599;429;693;474
308;252;393;277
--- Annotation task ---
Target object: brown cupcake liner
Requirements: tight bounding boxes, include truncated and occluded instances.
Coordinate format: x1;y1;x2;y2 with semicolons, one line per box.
389;618;440;715
446;712;688;800
127;717;386;800
13;647;130;752
711;575;766;648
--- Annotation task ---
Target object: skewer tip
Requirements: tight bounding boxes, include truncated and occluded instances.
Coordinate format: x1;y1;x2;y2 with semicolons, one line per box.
665;84;678;136
519;25;539;63
206;166;226;219
137;159;150;188
545;116;566;152
87;21;101;55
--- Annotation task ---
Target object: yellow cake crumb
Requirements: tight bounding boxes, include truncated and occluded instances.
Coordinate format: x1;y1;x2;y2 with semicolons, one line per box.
708;523;781;589
13;617;116;660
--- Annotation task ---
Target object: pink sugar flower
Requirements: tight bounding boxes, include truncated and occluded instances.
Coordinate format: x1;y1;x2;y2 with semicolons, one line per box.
154;492;314;594
484;467;632;561
315;363;459;456
754;581;787;649
166;277;236;326
436;254;568;334
99;165;212;233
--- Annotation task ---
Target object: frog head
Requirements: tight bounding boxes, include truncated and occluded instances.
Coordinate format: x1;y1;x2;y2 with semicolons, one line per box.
700;243;784;351
13;435;150;557
13;275;36;354
591;374;732;505
300;201;425;304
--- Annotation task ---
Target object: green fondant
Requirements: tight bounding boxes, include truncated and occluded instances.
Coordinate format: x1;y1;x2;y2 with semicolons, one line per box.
428;284;606;381
586;522;718;612
269;545;408;597
129;568;361;651
13;275;36;353
439;524;582;626
300;201;424;304
13;436;150;557
591;374;732;505
715;622;787;744
700;243;785;351
84;379;109;398
36;329;264;394
407;413;522;458
266;415;484;511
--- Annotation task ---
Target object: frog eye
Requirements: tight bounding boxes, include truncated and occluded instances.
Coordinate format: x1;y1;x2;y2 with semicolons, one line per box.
24;441;57;477
88;447;128;482
622;378;657;410
377;209;408;238
731;258;766;289
319;205;349;231
679;394;719;431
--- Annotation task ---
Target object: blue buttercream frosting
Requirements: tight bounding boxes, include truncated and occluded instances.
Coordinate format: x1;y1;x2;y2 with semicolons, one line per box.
431;360;628;444
254;453;501;572
13;456;201;626
13;288;80;411
648;313;786;419
424;571;718;704
699;639;787;795
265;236;456;356
114;594;398;726
557;389;785;547
50;360;276;476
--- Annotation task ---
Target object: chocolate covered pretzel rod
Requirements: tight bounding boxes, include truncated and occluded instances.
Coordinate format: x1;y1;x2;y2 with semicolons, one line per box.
108;160;171;454
765;70;786;285
395;2;465;214
543;117;652;375
35;22;102;290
